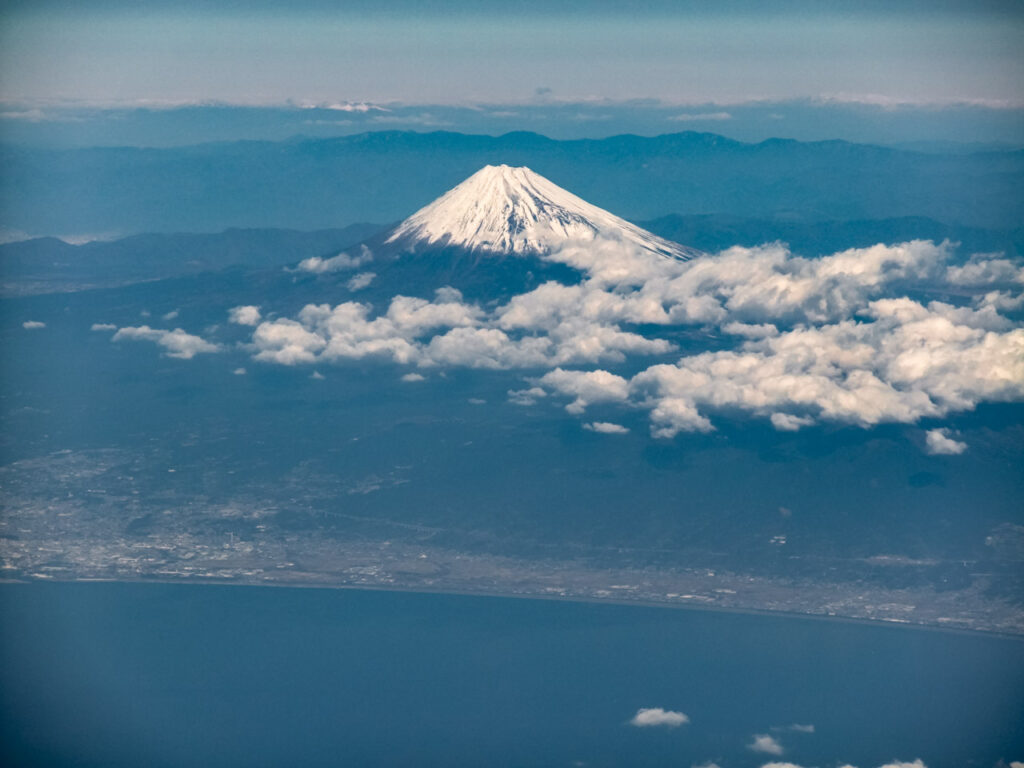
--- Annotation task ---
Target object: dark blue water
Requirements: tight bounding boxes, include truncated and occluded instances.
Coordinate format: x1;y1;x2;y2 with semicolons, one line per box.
1;583;1022;768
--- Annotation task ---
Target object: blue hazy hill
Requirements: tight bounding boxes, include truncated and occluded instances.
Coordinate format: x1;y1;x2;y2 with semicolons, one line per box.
3;131;1023;236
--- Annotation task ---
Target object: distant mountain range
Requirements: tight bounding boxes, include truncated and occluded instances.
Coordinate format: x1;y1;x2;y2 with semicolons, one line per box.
0;224;380;297
3;130;1022;237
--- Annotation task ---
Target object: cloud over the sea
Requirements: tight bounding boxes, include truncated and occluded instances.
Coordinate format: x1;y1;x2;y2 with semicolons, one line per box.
229;305;262;326
748;733;784;755
111;325;221;359
628;707;689;727
924;428;967;455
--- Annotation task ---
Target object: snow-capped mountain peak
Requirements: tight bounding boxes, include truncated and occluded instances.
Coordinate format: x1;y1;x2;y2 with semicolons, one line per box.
386;165;698;260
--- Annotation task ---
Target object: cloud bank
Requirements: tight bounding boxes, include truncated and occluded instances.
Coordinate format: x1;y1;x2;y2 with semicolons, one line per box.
143;235;1023;441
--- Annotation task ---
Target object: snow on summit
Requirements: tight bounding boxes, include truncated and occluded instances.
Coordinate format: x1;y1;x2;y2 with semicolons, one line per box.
387;165;699;260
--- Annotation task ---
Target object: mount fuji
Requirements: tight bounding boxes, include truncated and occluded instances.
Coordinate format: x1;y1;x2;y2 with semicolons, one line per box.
382;165;701;261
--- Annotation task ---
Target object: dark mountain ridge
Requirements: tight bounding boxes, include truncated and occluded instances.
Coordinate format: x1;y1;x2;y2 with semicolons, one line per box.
3;130;1022;237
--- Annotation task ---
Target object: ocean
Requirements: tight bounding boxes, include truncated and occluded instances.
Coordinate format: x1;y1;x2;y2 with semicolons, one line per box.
1;582;1022;768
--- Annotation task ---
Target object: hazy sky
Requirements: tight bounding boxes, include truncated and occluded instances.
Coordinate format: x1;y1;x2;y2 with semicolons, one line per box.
1;1;1022;107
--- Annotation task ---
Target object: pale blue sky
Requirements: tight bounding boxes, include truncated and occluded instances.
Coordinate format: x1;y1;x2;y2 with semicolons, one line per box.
1;1;1022;107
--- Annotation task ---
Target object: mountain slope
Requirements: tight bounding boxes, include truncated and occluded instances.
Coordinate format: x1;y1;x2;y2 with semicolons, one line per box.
386;164;699;260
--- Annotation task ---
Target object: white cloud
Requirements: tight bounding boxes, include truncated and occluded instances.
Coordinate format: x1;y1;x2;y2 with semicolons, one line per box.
112;326;220;359
162;309;179;321
540;368;630;414
347;271;376;291
229;305;262;326
945;254;1024;286
784;723;815;734
233;367;246;375
252;318;326;364
401;372;425;382
295;245;373;273
22;321;46;329
251;288;487;367
749;734;784;755
426;327;551;369
770;413;816;431
234;236;1024;438
584;421;630;434
759;763;805;768
629;707;689;727
508;387;547;405
877;761;926;768
631;298;1024;437
91;323;117;331
723;322;780;339
977;290;1024;313
924;428;967;455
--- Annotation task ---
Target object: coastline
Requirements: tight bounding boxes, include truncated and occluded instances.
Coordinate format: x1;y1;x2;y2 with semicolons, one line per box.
3;574;1021;642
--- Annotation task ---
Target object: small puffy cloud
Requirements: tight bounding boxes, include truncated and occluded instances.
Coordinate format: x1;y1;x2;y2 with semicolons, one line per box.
770;413;815;431
977;290;1024;313
509;386;547;405
1008;762;1023;768
723;322;779;339
347;272;376;291
162;309;179;321
22;321;45;329
310;371;325;380
229;305;262;326
540;368;630;414
785;723;814;734
295;245;373;273
112;326;220;359
233;367;246;375
945;254;1024;286
877;761;926;768
252;318;326;364
759;763;805;768
749;734;784;755
426;327;550;369
584;421;630;434
924;428;967;455
629;708;689;727
91;323;117;331
401;372;425;382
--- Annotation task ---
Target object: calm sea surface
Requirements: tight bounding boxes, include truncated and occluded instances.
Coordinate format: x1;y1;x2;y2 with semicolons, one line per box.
1;582;1022;768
